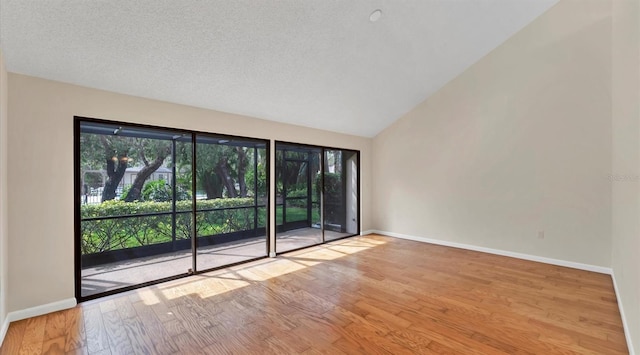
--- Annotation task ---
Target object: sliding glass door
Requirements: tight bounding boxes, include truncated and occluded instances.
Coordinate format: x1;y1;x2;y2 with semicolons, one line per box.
76;118;268;300
323;149;359;241
275;142;359;253
77;118;359;300
275;143;322;253
78;121;194;297
194;135;268;270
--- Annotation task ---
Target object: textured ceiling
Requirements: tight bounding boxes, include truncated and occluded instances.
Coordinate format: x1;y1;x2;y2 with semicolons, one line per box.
0;0;558;137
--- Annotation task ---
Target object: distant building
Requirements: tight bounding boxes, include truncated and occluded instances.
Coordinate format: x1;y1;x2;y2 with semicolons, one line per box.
83;166;173;201
122;166;173;186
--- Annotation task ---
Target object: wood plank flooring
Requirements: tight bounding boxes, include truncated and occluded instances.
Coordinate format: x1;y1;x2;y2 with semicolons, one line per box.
0;234;628;354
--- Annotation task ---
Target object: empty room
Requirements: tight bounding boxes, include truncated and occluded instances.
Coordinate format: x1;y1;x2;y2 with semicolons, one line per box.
0;0;638;354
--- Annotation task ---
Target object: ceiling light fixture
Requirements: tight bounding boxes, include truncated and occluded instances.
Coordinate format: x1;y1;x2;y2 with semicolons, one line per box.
369;9;382;22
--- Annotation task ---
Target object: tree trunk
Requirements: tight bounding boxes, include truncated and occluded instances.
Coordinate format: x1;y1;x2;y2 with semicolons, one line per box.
102;156;128;202
203;173;223;199
215;160;237;198
236;147;248;197
124;154;168;202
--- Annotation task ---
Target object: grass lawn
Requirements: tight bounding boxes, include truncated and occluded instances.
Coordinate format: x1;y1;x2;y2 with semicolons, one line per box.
276;205;320;225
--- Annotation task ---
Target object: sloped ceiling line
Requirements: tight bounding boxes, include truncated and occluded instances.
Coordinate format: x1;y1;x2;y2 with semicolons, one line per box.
0;0;558;137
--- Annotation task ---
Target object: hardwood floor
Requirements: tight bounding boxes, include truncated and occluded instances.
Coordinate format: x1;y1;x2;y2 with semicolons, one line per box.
0;234;628;354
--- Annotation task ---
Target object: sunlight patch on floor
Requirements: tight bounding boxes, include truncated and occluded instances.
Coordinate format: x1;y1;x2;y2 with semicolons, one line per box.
134;236;386;305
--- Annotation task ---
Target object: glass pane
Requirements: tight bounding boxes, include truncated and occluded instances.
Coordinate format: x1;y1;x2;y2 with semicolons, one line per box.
284;198;307;222
275;143;322;253
324;149;359;241
195;135;268;271
79;121;192;298
175;140;193;212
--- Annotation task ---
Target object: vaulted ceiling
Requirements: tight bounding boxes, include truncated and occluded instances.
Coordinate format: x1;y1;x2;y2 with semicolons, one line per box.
0;0;558;137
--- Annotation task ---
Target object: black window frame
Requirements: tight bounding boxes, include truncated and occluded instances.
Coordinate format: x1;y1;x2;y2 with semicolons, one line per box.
274;140;361;255
74;116;271;302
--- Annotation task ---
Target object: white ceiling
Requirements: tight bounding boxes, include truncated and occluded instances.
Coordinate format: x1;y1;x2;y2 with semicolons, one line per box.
0;0;558;137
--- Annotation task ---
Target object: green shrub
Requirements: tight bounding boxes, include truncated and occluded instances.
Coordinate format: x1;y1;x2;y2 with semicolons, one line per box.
120;185;132;201
286;188;307;198
142;180;171;202
81;198;255;219
81;198;264;255
141;180;191;202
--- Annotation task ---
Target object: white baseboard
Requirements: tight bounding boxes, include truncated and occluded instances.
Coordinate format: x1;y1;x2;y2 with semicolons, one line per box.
0;315;9;348
612;273;635;355
0;235;632;353
370;230;613;274
373;230;635;353
7;298;76;323
0;297;76;346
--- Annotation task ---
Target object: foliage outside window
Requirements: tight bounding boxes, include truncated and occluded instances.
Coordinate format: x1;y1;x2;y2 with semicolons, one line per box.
79;120;268;258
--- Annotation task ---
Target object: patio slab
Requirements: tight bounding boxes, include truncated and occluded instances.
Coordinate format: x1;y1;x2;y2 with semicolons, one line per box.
81;228;351;297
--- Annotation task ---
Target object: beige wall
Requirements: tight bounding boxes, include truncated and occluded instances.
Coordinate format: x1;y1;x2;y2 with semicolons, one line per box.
372;0;613;266
0;51;8;331
6;73;372;312
2;2;637;351
611;0;640;352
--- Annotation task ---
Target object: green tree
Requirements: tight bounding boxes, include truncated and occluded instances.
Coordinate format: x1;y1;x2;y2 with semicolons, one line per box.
80;132;172;203
123;139;171;202
80;133;133;202
245;148;267;197
195;144;252;199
